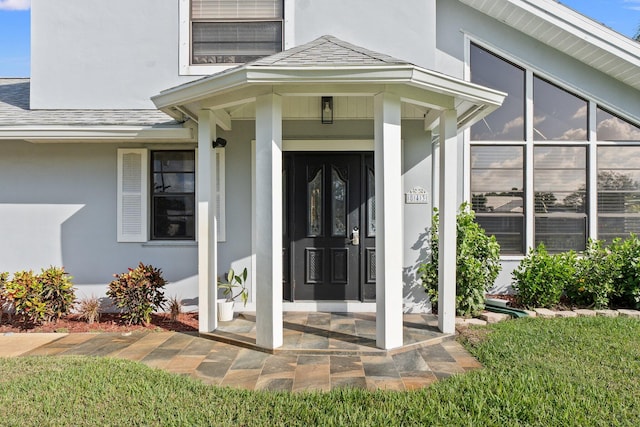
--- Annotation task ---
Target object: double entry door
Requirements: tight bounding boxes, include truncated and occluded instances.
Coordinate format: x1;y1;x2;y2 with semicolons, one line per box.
283;153;376;301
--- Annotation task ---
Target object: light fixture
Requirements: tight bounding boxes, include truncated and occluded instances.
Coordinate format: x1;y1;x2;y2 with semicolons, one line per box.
212;137;227;148
321;96;333;124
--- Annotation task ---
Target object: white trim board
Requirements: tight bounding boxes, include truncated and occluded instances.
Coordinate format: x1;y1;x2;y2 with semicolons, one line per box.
281;139;374;151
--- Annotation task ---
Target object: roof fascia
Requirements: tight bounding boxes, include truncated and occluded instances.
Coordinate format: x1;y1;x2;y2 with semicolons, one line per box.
461;0;640;66
0;126;194;143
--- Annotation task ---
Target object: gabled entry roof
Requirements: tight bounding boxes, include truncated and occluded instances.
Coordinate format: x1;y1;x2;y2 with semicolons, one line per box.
152;36;506;131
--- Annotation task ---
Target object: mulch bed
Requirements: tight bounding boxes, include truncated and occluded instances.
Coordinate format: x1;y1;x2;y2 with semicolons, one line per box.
0;312;199;334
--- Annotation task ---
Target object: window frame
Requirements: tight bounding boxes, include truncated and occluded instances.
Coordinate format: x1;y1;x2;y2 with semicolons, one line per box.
117;147;226;243
179;0;288;76
150;150;197;241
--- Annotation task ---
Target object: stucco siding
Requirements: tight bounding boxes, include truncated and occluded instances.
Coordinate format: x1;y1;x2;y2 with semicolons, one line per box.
30;0;198;109
0;141;198;307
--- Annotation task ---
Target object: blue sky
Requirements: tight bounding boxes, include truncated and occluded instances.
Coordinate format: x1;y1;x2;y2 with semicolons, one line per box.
0;0;638;77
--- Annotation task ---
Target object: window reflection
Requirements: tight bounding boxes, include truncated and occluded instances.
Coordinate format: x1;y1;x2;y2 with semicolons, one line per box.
597;108;640;141
598;146;640;242
470;44;525;141
533;77;587;141
534;146;587;251
471;146;524;254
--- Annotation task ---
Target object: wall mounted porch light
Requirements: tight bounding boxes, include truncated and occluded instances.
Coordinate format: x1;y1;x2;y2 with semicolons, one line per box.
321;96;333;124
212;137;227;148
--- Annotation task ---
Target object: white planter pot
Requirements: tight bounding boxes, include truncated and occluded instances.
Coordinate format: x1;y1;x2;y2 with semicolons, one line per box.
217;299;234;321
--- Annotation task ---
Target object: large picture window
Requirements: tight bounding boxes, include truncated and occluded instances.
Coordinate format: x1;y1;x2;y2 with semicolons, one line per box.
469;42;640;256
191;0;283;65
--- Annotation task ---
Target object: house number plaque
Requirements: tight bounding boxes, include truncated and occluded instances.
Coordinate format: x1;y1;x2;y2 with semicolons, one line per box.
405;187;429;204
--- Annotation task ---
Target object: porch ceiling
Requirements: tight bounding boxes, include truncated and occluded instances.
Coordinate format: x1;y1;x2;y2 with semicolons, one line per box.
152;36;505;131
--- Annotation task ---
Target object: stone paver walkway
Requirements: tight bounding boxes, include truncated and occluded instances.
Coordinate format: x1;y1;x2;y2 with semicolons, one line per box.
0;312;481;392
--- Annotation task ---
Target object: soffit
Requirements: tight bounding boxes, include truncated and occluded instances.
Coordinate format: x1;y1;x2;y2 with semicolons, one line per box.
153;36;506;131
459;0;640;90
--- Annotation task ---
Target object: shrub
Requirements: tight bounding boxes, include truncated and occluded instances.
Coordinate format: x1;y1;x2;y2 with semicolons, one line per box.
608;234;640;309
77;295;101;324
167;295;182;321
39;266;76;322
3;270;47;323
419;203;502;317
567;239;616;309
512;244;576;308
107;262;167;325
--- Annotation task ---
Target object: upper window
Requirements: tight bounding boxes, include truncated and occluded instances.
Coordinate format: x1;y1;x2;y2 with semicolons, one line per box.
191;0;283;65
470;43;525;141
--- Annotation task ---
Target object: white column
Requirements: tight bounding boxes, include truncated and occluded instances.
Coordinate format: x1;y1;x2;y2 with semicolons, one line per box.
438;109;457;334
254;93;283;349
374;92;403;350
197;109;218;332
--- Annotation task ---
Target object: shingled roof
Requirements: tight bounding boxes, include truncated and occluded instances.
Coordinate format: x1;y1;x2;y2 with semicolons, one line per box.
252;35;409;67
0;79;178;127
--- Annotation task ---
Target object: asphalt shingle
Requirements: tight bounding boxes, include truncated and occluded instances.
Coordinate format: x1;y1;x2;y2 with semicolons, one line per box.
0;78;178;127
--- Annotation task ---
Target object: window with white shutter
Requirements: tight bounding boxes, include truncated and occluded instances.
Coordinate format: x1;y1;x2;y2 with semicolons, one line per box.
117;148;225;243
117;149;148;242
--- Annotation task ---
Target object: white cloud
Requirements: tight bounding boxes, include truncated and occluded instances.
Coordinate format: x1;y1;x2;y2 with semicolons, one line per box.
0;0;30;10
572;105;587;120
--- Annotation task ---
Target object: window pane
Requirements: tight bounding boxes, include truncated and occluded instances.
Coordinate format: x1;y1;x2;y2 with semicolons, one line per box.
470;44;525;141
151;151;196;240
596;108;640;141
192;0;283;20
308;167;323;237
152;151;195;172
192;22;282;64
153;173;195;193
534;146;587;250
470;145;525;254
367;168;376;237
533;77;587;141
535;217;586;252
476;216;524;254
331;167;347;237
598;146;640;241
533;146;586;169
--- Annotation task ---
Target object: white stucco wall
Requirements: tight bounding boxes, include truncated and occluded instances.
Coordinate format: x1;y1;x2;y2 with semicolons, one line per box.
30;0;197;109
0;141;199;308
292;0;436;70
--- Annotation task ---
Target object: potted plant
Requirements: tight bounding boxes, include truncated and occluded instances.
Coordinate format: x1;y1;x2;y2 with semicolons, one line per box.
217;267;248;321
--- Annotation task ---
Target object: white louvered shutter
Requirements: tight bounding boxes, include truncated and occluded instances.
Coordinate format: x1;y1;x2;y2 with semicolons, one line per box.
117;149;148;242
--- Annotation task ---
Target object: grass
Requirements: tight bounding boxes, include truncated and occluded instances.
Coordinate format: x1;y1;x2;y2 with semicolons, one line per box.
1;316;640;426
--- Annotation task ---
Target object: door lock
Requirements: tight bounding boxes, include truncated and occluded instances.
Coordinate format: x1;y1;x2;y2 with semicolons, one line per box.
351;226;360;246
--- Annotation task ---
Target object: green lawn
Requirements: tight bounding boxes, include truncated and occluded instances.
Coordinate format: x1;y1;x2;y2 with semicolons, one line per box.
1;317;640;426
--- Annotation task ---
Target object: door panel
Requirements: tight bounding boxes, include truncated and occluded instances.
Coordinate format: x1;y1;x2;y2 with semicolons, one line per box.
290;153;362;300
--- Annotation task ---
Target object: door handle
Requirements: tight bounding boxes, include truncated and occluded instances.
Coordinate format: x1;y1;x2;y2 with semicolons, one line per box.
350;226;360;246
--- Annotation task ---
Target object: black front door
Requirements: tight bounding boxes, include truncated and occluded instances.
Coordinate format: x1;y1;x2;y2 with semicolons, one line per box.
283;153;375;301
